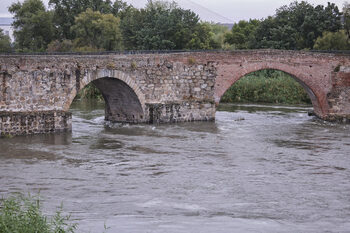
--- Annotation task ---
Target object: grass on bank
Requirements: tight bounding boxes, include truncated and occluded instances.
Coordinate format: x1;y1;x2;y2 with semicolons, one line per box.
221;70;311;105
0;194;77;233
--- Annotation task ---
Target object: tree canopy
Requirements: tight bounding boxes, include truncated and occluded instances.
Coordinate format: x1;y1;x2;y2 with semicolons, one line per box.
120;1;215;50
48;0;115;39
0;29;12;53
223;1;344;50
224;19;260;49
9;0;54;52
5;0;350;53
71;9;123;51
252;1;342;50
314;30;350;50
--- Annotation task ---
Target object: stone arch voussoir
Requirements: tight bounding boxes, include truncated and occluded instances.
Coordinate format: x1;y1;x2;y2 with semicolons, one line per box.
64;69;146;114
214;62;329;117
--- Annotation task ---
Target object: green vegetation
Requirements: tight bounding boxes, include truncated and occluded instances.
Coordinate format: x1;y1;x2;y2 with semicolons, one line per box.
224;1;346;50
71;9;123;51
206;23;229;49
75;83;103;100
0;29;11;53
314;30;350;50
9;0;54;52
6;0;350;52
9;0;219;52
221;70;311;105
0;194;77;233
224;19;260;49
119;1;217;50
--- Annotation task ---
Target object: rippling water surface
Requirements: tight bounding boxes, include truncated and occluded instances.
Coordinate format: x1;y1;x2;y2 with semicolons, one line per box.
1;101;350;233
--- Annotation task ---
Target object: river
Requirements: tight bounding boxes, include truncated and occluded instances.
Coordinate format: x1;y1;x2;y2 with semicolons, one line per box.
1;101;350;233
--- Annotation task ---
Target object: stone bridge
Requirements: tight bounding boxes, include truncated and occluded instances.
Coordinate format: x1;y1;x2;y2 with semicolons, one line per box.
1;50;350;135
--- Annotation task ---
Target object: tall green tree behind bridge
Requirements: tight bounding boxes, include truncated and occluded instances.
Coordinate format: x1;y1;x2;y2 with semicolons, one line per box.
314;2;350;50
48;0;116;40
47;0;215;50
71;9;123;51
0;29;11;52
224;19;260;49
9;0;54;52
120;0;216;50
224;1;342;50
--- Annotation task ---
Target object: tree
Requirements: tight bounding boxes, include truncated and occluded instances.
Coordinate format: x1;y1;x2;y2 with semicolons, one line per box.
111;0;134;18
224;19;260;49
314;30;350;50
71;9;123;51
186;22;215;49
48;0;116;40
0;29;12;53
252;1;342;50
120;0;214;50
9;0;54;52
205;23;229;49
343;2;350;42
47;39;73;52
252;16;297;49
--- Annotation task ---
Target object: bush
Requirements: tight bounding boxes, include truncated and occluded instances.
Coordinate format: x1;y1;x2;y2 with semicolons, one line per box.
0;29;12;53
221;70;311;105
313;30;350;50
75;83;103;100
0;194;77;233
47;40;74;52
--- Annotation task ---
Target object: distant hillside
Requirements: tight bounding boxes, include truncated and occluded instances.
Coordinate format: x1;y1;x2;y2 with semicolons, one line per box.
0;17;13;26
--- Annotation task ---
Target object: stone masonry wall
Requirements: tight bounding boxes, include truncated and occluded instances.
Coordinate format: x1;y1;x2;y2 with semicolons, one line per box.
0;52;217;135
326;65;350;122
0;111;71;136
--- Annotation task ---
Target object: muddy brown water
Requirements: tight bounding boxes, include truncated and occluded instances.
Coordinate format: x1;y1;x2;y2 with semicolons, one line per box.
1;101;350;233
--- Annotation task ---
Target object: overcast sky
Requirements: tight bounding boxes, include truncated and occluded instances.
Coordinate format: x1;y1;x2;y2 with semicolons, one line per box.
0;0;346;23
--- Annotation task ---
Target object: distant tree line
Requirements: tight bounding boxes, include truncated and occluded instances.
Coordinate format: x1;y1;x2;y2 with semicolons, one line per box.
225;1;350;50
1;0;350;52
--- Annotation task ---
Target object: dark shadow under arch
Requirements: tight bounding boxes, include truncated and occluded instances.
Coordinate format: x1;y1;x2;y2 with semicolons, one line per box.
91;77;144;123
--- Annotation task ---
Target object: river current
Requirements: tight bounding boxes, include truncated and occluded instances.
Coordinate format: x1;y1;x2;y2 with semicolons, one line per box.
1;101;350;233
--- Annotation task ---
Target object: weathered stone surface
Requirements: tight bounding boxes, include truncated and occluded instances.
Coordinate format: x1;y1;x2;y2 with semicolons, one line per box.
146;101;215;124
0;50;350;135
0;111;71;136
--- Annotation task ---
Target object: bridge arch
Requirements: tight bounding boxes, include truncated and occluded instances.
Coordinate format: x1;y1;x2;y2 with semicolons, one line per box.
65;69;146;123
214;63;328;117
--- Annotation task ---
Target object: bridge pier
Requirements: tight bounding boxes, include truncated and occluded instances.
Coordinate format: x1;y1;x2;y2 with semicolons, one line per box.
146;101;215;124
0;101;216;136
0;111;71;136
326;66;350;122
